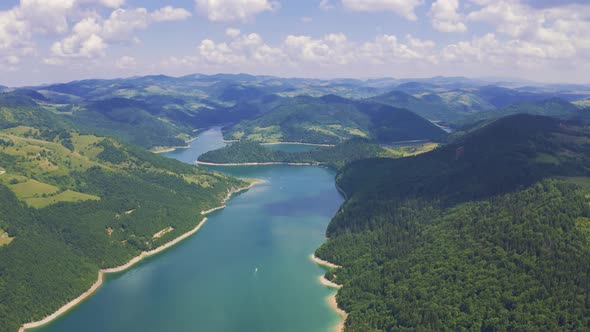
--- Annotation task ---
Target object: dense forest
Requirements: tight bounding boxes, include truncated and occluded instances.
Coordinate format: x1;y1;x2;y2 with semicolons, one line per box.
2;73;590;331
316;115;590;331
224;96;447;144
198;138;418;169
0;123;246;332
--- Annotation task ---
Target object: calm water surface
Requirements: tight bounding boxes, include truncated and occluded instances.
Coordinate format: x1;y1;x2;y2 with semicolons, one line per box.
34;127;343;332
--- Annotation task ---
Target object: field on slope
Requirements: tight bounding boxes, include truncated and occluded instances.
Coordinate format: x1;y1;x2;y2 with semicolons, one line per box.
0;124;245;332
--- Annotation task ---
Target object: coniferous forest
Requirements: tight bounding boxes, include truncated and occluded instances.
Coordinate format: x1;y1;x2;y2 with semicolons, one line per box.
2;70;590;332
316;115;590;331
0;104;246;331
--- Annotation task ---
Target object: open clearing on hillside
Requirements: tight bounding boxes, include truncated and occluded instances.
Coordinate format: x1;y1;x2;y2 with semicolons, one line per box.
0;229;14;247
11;179;60;198
26;190;100;209
7;178;100;208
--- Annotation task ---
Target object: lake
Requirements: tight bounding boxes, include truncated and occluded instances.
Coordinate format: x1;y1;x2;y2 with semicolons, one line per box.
33;127;343;332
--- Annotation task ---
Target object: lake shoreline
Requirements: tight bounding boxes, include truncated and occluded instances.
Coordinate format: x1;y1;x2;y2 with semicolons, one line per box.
151;137;198;154
261;141;335;147
19;180;262;332
197;161;319;166
311;254;348;332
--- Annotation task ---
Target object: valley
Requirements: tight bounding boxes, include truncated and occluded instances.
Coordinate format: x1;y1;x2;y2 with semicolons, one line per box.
1;74;590;332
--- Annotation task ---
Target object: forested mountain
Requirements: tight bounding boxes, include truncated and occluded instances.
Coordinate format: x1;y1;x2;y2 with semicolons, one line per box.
0;115;246;331
370;84;589;124
369;89;495;122
316;114;590;331
198;138;435;169
3;74;585;149
452;98;580;128
224;95;447;144
3;73;590;331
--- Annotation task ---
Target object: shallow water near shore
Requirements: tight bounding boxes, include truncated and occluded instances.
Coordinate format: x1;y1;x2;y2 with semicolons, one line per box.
33;127;343;332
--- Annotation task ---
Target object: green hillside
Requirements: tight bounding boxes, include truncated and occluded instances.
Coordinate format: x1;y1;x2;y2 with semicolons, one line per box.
369;89;495;122
0;122;246;332
224;95;447;144
316;115;590;331
453;98;580;128
198;138;434;169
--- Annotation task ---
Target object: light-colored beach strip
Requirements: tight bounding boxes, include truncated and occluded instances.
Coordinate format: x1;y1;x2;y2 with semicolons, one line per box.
328;294;349;332
19;180;263;332
151;145;190;154
261;141;335;147
311;254;348;332
151;137;198;154
197;161;318;166
311;254;341;269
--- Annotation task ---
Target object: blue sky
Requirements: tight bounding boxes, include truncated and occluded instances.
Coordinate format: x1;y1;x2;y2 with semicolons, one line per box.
0;0;588;86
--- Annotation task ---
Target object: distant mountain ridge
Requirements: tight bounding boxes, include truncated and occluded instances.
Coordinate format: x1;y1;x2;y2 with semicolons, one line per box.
2;73;588;149
223;95;448;144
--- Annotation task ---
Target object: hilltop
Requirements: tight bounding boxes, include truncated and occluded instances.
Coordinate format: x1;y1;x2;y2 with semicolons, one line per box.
0;117;246;332
316;114;590;331
223;95;447;144
198;138;437;169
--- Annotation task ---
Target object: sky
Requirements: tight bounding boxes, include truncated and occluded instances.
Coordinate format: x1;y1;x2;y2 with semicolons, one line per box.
0;0;589;86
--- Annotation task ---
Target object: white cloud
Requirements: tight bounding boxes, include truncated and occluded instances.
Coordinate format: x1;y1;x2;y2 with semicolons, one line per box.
156;25;587;82
464;1;590;63
115;55;136;69
360;34;436;64
429;0;467;32
78;0;125;8
283;33;355;65
225;28;241;38
187;31;437;71
94;0;124;7
341;0;424;20
48;6;192;60
101;8;150;42
195;0;278;22
0;0;130;68
467;0;536;37
319;0;335;10
198;32;285;66
151;6;192;22
0;9;33;64
50;17;106;58
18;0;76;34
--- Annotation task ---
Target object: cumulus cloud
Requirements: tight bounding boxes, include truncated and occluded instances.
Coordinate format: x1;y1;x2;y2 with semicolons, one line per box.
151;6;192;22
115;55;136;69
198;32;285;66
283;33;356;65
319;0;335;11
467;0;536;37
429;0;467;32
18;0;76;34
0;1;190;67
48;6;191;60
0;9;33;63
185;30;436;71
50;17;106;58
195;0;279;22
225;28;241;38
341;0;424;20
464;1;590;62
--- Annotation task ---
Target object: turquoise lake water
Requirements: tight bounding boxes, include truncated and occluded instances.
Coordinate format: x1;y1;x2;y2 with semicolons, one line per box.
33;127;343;332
